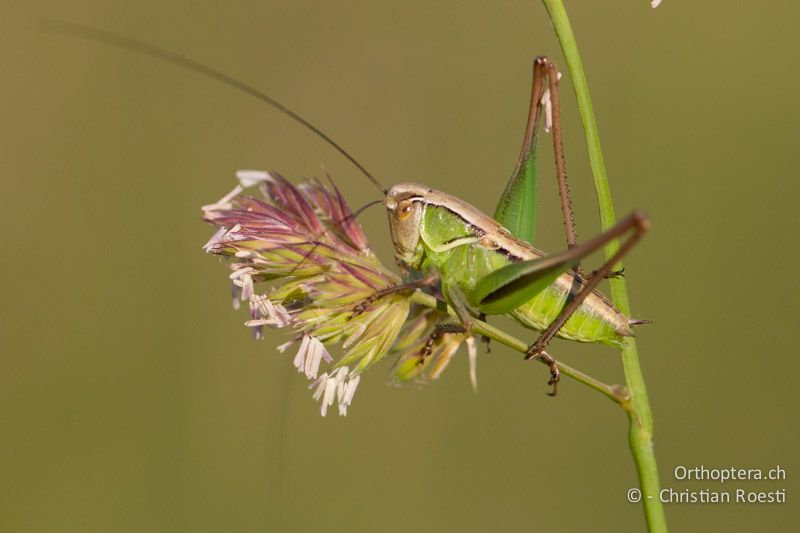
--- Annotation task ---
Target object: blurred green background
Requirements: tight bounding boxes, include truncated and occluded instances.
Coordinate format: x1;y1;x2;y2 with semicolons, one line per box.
2;1;798;531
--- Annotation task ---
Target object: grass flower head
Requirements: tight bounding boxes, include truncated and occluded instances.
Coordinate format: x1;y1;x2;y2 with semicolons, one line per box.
203;171;476;415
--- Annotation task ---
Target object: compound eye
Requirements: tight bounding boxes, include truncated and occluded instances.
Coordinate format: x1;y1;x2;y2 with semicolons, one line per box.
397;200;414;221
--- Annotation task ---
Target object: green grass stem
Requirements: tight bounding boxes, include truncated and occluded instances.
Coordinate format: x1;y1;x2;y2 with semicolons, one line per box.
541;1;668;531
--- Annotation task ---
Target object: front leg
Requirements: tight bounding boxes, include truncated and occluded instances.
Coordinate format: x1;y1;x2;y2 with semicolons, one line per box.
350;268;441;318
442;285;492;353
441;283;476;334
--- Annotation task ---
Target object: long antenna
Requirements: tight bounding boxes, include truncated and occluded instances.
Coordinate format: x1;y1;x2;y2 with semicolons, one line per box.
41;19;388;194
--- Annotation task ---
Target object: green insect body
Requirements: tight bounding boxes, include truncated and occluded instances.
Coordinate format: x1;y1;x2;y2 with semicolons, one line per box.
46;23;648;406
385;183;632;348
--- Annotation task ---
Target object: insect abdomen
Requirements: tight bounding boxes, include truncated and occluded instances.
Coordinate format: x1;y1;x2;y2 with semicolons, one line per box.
426;239;631;346
510;278;630;347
